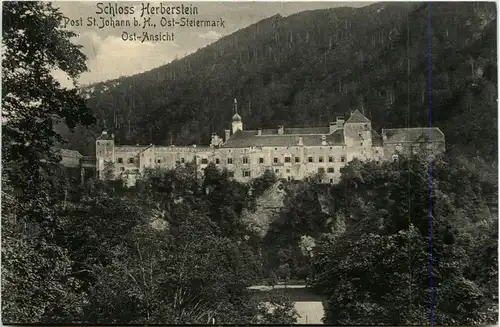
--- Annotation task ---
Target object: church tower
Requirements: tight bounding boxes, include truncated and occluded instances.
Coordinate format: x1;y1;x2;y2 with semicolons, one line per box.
231;98;243;134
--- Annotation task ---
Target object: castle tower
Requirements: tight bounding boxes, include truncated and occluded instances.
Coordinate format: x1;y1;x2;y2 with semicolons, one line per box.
231;98;243;134
95;131;115;179
343;109;372;148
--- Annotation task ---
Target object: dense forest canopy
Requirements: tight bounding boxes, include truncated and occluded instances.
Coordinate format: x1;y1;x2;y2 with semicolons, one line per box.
62;2;497;167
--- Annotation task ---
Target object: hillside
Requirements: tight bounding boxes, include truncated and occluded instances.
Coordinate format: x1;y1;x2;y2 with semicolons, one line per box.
65;2;497;163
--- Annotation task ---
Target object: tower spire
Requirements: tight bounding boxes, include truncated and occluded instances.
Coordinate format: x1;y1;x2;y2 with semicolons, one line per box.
231;98;243;133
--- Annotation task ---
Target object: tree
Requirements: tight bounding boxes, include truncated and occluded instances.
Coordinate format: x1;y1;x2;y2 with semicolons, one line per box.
259;294;299;324
103;160;115;181
2;1;94;184
308;154;498;325
2;2;94;323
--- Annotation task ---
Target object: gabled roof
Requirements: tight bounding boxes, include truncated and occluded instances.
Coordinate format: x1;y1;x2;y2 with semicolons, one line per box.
54;148;82;158
346;109;371;124
382;127;445;143
221;129;344;148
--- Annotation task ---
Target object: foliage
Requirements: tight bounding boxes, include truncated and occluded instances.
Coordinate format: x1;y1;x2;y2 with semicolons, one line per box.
102;160;115;181
251;169;278;199
262;178;328;278
2;2;94;324
308;154;498;325
259;294;299;324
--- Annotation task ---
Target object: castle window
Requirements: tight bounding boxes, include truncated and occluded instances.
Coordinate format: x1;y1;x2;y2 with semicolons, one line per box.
215;158;220;164
286;169;290;173
375;150;379;154
129;158;134;164
275;169;279;173
327;167;334;173
181;158;185;163
243;170;251;177
275;148;277;150
341;156;346;162
329;156;333;162
287;176;291;181
295;157;300;162
360;142;363;146
228;171;235;177
330;178;334;184
228;158;233;164
201;158;208;164
318;168;325;174
273;157;278;163
120;167;125;171
117;158;123;164
319;156;324;163
308;156;313;163
157;159;161;163
243;157;249;164
259;158;264;164
285;157;291;163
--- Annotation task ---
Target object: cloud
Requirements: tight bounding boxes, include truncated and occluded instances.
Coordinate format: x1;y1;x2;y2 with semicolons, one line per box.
73;32;180;85
52;69;75;89
198;30;222;41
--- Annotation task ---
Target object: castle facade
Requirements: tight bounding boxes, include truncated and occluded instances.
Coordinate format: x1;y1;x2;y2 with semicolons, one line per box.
95;100;445;187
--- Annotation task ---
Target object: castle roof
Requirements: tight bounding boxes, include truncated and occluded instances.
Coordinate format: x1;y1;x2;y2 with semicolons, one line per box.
346;109;370;123
58;148;83;158
382;127;445;143
114;146;148;153
259;127;330;135
222;129;345;148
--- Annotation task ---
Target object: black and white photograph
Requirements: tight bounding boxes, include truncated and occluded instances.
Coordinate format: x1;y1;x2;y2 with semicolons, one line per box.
1;0;498;325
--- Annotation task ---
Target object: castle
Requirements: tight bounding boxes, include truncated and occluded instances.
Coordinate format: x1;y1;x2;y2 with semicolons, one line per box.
93;99;445;187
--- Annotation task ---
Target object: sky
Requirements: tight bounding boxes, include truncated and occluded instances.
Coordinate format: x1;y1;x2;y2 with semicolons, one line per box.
54;1;371;87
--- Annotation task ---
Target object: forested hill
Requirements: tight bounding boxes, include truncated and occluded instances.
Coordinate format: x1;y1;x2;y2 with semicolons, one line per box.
69;2;497;163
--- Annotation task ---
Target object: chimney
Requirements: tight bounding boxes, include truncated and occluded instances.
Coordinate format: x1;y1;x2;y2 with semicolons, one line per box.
329;122;336;134
321;135;327;145
225;130;230;142
336;115;345;129
257;128;262;136
298;137;303;146
278;125;284;135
